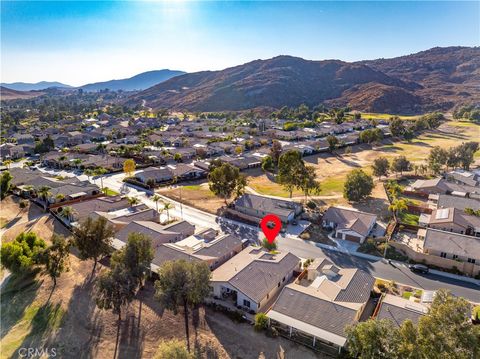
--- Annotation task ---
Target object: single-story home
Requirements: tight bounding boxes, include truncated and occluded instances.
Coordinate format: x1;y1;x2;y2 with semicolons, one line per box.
267;257;375;351
211;246;301;313
232;194;303;223
322;206;377;243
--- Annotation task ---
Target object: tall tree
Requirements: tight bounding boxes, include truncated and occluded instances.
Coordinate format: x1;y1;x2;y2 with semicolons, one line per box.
326;135;339;153
391;156;412;176
428;146;448;171
0;171;12;200
95;265;137;359
346;289;480;359
155;260;211;353
123;158;136;177
372;157;390;179
277;150;305;198
163;202;174;222
41;234;71;289
93;167;108;189
208;162;247;204
152;194;162;212
389;117;406;137
270;140;282;165
343;169;374;202
73;216;115;275
298;165;321;201
111;232;154;288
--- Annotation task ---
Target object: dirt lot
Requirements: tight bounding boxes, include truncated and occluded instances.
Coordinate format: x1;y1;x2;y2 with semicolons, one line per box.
0;197;324;359
158;183;226;215
0;197;70;243
1;253;324;359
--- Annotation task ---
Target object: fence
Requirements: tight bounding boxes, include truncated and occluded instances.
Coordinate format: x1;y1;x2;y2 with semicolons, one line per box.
390;242;480;277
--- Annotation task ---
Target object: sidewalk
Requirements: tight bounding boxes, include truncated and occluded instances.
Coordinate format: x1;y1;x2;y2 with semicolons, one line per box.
288;235;480;286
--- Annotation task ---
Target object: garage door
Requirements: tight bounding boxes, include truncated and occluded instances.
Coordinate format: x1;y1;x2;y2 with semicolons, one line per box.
344;234;361;242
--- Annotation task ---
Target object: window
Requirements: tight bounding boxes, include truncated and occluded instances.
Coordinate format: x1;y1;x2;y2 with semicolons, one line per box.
243;299;250;308
282;276;286;282
452;254;458;260
468;258;476;264
277;282;280;287
440;252;447;258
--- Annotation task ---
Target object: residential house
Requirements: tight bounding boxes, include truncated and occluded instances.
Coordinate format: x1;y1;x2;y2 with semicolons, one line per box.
267;258;375;351
322;207;377;243
232;194;303;223
211;246;301;313
152;231;244;270
428;194;480;211
375;294;428;327
419;207;480;236
417;228;480;265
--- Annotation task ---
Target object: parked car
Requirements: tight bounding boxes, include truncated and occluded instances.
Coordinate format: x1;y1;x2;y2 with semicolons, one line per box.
409;264;429;274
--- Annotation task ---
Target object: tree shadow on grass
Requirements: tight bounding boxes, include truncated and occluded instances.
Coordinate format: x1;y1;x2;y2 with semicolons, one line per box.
0;271;42;340
48;278;104;359
16;302;64;354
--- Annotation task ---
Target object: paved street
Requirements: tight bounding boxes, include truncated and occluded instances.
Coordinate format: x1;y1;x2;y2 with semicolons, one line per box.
277;236;480;303
37;166;480;302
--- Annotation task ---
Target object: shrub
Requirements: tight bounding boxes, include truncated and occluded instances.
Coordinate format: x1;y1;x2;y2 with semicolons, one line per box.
299;232;310;240
266;326;279;338
19;200;28;209
0;232;46;274
254;312;269;331
306;200;317;209
154;339;193;359
262;238;277;251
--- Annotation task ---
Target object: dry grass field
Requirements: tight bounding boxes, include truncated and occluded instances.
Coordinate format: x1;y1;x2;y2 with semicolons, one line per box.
0;196;321;359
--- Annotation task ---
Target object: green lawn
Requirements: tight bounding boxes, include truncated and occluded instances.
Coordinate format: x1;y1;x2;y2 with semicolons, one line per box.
398;212;420;225
402;291;413;300
103;188;119;196
319;176;345;196
1;272;65;357
360;113;420;121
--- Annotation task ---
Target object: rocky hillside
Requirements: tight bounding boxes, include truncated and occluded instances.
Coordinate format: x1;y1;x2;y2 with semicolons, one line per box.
128;47;479;114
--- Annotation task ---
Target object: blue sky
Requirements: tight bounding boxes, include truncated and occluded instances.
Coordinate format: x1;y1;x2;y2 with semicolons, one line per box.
1;1;479;86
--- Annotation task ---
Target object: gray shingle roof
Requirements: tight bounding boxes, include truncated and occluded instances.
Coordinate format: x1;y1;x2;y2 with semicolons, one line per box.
323;207;377;238
271;286;357;337
234;194;301;218
376;302;424;327
195;234;243;258
334;270;375;303
436;194;480;211
229;252;300;303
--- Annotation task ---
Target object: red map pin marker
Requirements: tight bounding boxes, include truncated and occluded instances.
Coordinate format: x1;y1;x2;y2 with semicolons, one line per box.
260;214;282;244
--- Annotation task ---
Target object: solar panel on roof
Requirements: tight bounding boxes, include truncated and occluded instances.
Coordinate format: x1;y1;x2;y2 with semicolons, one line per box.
435;208;449;220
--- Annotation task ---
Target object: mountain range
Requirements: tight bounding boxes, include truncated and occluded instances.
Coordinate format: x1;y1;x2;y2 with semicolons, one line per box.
128;46;480;114
0;86;45;100
1;69;185;92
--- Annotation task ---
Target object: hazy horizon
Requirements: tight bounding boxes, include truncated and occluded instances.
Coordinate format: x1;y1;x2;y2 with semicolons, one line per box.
2;1;479;86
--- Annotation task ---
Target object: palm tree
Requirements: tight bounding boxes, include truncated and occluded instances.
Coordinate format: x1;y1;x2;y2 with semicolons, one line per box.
152;194;161;212
163;202;174;222
23;185;34;197
388;198;408;218
93;167;108;189
84;169;94;180
102;186;111;196
38;185;52;209
60;206;77;221
72;158;83;169
127;196;140;207
38;186;52;202
55;193;65;202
